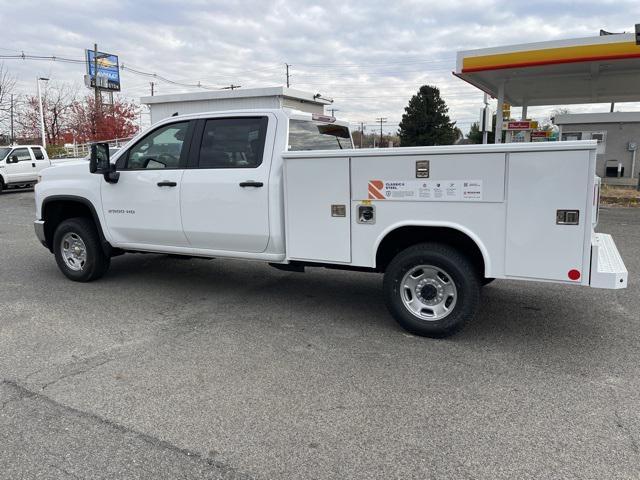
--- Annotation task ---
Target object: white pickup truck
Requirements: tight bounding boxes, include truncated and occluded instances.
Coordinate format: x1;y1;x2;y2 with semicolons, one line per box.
34;109;628;337
0;145;51;192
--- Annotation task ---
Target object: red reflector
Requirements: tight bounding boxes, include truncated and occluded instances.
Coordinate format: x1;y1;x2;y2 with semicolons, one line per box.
568;269;581;281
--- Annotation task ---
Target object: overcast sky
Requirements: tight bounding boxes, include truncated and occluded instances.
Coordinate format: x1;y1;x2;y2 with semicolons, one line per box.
1;0;639;133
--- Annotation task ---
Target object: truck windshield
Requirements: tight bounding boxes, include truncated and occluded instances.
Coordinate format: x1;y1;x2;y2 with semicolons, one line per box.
288;120;352;150
0;147;10;160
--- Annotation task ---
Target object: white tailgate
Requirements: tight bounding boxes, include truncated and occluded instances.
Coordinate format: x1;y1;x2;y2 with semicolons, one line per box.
284;156;351;263
505;150;590;282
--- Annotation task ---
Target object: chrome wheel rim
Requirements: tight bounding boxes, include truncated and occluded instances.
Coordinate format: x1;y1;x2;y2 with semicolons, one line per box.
60;232;87;271
400;265;457;321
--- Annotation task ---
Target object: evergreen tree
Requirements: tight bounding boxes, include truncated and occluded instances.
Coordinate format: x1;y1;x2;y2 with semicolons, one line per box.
467;114;502;144
398;85;457;146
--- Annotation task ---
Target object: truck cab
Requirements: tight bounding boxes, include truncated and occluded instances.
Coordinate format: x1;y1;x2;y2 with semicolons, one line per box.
34;109;351;261
0;145;50;192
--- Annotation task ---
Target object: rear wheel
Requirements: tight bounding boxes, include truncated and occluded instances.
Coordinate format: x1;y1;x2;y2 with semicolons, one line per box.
53;218;110;282
383;242;481;338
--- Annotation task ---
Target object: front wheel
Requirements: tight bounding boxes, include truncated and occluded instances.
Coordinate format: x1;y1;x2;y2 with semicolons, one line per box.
383;243;481;338
53;218;110;282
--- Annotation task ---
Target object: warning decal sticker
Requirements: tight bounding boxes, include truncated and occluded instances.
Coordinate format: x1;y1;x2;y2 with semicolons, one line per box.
368;180;483;201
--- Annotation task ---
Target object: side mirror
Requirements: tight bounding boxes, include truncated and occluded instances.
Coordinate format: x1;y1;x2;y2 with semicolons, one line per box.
90;142;119;184
9;155;19;164
90;143;110;174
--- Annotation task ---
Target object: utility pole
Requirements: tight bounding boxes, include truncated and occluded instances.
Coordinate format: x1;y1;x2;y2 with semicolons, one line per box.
329;108;339;117
221;84;241;90
376;117;387;147
150;82;154;96
10;93;14;145
37;77;49;148
285;63;290;88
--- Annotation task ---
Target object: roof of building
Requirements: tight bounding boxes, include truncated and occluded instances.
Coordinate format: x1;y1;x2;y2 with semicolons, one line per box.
141;86;333;106
554;112;640;125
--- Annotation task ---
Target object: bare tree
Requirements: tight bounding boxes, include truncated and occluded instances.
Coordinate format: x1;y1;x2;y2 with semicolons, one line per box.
18;81;78;145
0;63;17;140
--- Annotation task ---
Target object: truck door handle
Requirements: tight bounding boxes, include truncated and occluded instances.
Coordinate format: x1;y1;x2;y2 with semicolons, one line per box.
157;181;177;187
32;163;36;167
239;181;264;187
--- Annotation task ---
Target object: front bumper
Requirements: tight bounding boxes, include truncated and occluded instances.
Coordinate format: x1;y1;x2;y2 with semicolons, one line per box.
34;220;47;248
590;233;628;289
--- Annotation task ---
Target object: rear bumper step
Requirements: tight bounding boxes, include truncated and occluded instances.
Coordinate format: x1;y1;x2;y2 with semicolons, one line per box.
590;233;628;289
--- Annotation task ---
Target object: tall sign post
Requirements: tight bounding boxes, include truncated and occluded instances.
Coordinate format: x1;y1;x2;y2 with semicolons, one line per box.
85;45;121;140
94;44;100;139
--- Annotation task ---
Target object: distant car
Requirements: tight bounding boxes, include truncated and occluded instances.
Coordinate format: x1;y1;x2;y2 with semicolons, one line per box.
0;145;51;193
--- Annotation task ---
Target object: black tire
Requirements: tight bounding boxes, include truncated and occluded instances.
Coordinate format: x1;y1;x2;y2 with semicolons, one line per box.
481;277;495;286
383;242;481;338
53;217;110;282
0;179;4;194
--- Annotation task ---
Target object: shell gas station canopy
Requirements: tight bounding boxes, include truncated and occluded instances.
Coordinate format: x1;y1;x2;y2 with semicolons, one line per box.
454;29;640;141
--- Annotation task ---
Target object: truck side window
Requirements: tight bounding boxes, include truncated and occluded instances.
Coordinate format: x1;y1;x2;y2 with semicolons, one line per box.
31;147;45;160
125;122;189;170
11;148;32;162
198;117;267;169
288;120;353;150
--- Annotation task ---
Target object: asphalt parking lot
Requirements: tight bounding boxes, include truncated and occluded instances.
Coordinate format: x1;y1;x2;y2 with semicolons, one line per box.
0;188;638;480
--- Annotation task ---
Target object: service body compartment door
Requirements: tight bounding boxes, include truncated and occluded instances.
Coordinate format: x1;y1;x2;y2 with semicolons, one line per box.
505;150;590;282
284;156;351;263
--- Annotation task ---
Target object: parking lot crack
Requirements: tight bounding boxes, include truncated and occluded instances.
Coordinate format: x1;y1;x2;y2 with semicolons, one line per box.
40;357;114;391
614;409;640;455
0;379;256;479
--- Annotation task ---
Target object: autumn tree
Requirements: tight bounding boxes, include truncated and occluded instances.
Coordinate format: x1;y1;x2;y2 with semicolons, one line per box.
69;95;139;143
398;85;458;146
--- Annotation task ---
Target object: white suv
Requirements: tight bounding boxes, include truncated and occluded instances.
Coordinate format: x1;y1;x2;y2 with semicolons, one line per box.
0;145;51;193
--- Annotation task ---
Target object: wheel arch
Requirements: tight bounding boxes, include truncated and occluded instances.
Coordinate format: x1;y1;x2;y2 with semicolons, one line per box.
374;222;490;277
41;195;111;255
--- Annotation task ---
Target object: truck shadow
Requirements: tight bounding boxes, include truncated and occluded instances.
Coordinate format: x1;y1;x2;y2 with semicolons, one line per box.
102;254;622;366
1;187;34;194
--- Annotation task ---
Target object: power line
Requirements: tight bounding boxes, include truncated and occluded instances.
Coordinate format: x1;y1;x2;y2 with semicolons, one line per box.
0;51;282;92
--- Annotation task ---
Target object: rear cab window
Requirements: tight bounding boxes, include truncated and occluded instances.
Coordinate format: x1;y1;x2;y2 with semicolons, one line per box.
198;117;268;169
288;119;352;151
31;147;45;160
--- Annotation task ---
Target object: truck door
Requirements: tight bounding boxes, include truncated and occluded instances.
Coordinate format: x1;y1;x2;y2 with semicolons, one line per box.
5;148;35;183
180;115;274;253
30;146;51;174
100;121;194;247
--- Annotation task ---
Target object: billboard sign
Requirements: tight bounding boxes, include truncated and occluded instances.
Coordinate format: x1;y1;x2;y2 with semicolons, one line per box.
86;49;121;91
